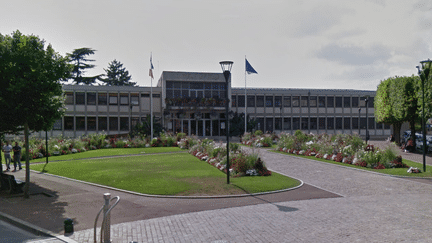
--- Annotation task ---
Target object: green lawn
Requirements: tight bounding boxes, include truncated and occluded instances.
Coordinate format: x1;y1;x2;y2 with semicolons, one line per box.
26;147;183;163
273;150;432;178
30;152;301;196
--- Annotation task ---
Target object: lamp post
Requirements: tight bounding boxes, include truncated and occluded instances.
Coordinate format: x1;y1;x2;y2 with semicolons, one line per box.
417;59;431;172
365;97;369;144
358;107;361;136
220;61;233;184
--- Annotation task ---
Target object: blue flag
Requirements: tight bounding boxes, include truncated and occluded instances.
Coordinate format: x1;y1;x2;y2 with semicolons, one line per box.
246;58;257;74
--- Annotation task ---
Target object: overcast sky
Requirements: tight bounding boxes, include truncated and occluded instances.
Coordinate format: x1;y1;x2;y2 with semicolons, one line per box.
1;0;431;91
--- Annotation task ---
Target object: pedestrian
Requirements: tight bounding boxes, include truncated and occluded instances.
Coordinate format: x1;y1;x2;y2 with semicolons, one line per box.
13;142;22;171
2;141;13;172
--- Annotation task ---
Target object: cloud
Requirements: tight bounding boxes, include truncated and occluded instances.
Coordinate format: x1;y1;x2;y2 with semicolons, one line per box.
364;0;386;6
316;43;392;66
285;5;355;37
330;28;367;40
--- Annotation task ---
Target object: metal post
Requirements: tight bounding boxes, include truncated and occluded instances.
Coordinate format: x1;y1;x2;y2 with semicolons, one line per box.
358;108;361;136
365;98;369;144
224;70;230;184
103;193;111;243
422;77;426;172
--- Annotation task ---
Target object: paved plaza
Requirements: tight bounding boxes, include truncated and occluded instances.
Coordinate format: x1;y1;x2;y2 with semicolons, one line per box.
1;141;432;242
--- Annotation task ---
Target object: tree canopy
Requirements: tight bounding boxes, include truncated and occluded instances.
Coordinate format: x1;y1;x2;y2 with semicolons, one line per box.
100;59;135;86
67;47;100;85
375;76;419;144
0;30;71;198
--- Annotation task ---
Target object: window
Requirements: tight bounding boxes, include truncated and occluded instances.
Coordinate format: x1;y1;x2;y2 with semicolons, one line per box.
152;94;161;98
292;117;300;130
182;82;190;89
384;124;390;129
247;96;255;107
231;95;236;107
368;97;374;108
256;96;264;107
310;117;317;129
335;97;342;108
344;117;350;130
283;96;291;107
120;94;129;105
109;94;118;105
98;117;107;131
319;117;326;129
76;92;85;105
265;96;273;107
256;118;264;131
87;92;96;105
275;118;282;130
53;119;62;130
318;96;325;107
343;97;350;108
166;90;173;98
120;117;129;131
352;118;359;129
336;117;343;129
166;81;173;89
360;118;367;129
352;97;359;108
237;95;245;107
131;96;139;105
76;117;85;130
64;117;74;130
310;96;317;107
275;96;282;107
327;117;334;129
109;117;118;131
65;92;74;105
283;117;291;130
327;97;334;107
87;117;96;130
266;118;273;132
98;93;107;105
368;117;375;129
301;118;308;130
376;122;383;129
292;96;299;107
301;96;308;107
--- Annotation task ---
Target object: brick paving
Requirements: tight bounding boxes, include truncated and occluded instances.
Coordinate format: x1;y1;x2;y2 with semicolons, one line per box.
67;142;432;242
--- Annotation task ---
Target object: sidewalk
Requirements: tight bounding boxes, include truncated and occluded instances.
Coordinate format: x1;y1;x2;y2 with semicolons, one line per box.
0;162;337;242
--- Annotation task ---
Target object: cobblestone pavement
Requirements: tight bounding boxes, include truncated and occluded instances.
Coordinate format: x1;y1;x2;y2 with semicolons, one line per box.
68;145;432;243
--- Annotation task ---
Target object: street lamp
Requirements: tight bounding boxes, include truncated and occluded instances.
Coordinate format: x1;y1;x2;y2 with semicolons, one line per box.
417;59;432;172
220;60;233;184
365;97;369;144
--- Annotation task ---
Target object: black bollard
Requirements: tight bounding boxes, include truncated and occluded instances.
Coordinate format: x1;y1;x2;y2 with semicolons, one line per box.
64;218;74;234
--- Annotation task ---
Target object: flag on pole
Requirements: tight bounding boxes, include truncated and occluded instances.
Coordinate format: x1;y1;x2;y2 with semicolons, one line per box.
245;58;258;74
149;53;154;78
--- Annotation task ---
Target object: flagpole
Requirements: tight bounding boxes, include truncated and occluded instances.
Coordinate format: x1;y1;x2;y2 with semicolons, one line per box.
245;56;247;134
150;53;154;140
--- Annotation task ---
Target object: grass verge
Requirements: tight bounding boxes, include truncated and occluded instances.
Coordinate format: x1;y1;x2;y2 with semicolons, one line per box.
272;150;432;178
30;152;301;196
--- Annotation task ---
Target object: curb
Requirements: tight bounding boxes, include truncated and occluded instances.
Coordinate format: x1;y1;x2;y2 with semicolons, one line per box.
0;211;78;243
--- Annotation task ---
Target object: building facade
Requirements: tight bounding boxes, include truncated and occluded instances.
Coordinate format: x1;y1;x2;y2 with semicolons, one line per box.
43;71;390;139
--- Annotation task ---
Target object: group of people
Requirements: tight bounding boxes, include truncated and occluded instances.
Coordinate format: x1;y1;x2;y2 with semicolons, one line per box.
2;141;22;172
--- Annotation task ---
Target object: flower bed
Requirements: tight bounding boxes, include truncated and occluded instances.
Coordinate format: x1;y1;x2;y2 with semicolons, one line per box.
276;130;410;171
189;138;272;177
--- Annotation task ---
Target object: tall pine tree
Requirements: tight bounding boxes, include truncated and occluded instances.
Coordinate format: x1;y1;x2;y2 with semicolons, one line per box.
100;59;135;86
67;47;101;85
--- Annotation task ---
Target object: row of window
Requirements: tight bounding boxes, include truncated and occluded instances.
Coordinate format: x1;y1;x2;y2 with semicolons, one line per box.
231;95;374;108
166;81;226;91
254;117;389;131
65;92;161;106
62;116;140;131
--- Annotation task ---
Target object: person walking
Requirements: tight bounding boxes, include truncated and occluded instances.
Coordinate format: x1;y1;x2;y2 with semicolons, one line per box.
13;142;22;171
2;141;13;172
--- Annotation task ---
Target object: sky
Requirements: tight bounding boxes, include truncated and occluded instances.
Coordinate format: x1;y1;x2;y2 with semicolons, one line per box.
1;0;431;91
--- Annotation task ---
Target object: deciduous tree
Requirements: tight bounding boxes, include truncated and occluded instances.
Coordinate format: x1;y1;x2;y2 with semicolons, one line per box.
0;30;71;198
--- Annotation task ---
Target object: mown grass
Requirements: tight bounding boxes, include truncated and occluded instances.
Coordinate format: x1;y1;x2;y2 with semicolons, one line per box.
27;147;183;163
30;152;301;196
272;150;432;178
